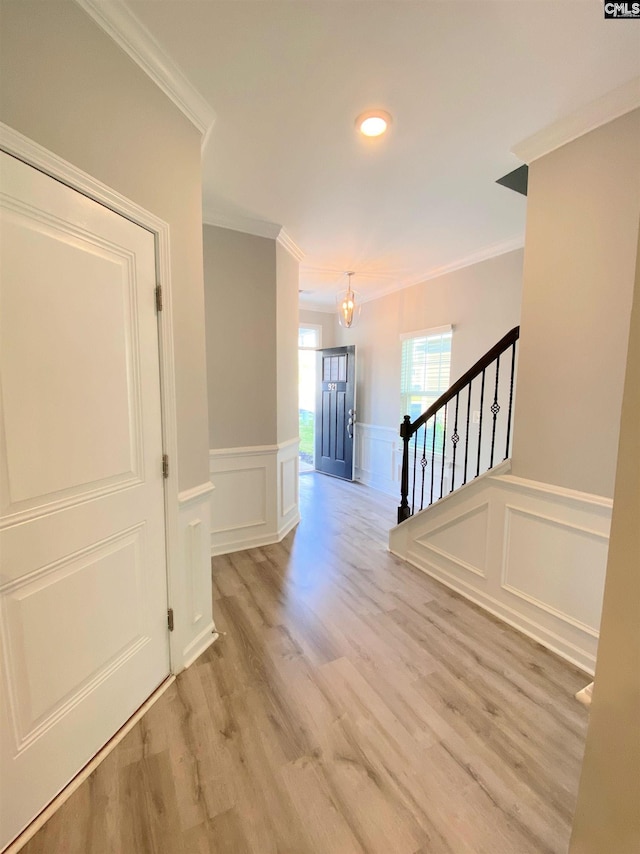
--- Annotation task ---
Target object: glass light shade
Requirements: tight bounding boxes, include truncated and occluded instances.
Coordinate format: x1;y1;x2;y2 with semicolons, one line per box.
360;116;387;137
355;109;392;138
336;286;361;328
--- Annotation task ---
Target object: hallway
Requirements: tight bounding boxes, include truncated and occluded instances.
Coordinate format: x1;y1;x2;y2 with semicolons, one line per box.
22;474;589;853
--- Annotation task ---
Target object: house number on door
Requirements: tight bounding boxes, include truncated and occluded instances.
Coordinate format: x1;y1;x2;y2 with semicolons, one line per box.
327;382;337;390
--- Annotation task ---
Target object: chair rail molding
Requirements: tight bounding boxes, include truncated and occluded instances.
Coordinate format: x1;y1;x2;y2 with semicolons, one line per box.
178;481;215;505
390;465;611;674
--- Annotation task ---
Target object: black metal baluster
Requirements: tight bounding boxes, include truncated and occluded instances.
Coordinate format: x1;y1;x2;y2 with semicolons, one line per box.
476;369;485;477
505;341;517;460
411;432;418;514
440;404;447;500
463;380;472;485
430;415;436;506
489;355;501;468
450;394;460;493
420;424;428;511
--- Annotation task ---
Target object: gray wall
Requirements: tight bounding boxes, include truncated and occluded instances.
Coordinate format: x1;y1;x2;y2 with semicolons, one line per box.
0;0;210;491
569;223;640;854
203;225;277;449
335;250;523;428
299;308;337;350
511;109;640;498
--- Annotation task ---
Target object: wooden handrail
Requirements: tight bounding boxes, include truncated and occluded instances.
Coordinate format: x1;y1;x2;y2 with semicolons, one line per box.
403;326;520;439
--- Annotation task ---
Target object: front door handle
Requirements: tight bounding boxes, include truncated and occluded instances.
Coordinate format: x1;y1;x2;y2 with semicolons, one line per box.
347;416;354;440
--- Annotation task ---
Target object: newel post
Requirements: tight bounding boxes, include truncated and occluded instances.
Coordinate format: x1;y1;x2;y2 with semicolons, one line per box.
397;415;412;524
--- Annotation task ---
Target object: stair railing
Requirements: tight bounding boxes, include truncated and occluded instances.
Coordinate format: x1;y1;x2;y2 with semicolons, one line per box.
398;326;520;524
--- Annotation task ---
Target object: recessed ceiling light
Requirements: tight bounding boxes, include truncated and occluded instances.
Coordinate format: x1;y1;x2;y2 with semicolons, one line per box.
356;110;392;138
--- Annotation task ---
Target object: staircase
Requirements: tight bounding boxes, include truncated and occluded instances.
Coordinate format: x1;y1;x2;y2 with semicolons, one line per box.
397;326;520;523
389;324;607;675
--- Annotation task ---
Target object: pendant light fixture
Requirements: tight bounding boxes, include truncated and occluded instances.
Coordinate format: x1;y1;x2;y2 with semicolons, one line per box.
337;272;361;329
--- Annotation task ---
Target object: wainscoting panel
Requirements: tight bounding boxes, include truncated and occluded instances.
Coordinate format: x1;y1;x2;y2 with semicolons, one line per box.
415;502;490;579
354;423;399;497
353;422;453;503
186;519;204;628
501;505;608;634
389;464;611;674
280;457;297;516
211;468;268;533
210;441;300;556
177;483;217;669
278;439;301;540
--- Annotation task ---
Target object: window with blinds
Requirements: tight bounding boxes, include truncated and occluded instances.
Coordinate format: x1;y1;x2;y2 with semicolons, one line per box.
400;326;452;421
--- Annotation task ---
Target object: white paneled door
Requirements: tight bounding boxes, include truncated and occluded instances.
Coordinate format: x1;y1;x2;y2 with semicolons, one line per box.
0;152;170;849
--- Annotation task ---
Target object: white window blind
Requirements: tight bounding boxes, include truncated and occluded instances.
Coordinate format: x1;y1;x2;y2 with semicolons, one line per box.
401;327;452;421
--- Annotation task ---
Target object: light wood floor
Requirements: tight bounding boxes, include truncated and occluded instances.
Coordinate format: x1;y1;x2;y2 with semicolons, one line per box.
22;473;589;854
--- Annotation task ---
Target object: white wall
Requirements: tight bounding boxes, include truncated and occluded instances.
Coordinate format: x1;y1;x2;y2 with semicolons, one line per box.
0;0;210;493
512;108;640;499
569;223;640;854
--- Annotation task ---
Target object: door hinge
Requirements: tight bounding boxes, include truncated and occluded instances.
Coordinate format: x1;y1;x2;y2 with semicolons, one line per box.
162;454;169;478
155;284;163;312
167;608;174;632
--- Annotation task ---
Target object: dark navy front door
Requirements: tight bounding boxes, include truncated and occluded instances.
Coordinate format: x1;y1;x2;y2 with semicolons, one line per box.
315;346;356;480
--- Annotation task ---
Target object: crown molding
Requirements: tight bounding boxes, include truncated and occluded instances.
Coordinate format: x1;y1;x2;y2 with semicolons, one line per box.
513;76;640;164
202;209;282;240
276;229;305;262
73;0;216;139
388;235;525;296
203;212;305;260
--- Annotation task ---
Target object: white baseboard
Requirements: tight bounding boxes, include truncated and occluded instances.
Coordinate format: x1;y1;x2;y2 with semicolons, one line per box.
390;466;611;674
210;512;301;557
209;441;300;556
278;510;301;541
575;682;594;707
181;625;218;670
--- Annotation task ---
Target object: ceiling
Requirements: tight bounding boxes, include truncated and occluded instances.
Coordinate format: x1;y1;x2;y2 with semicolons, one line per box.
125;0;640;309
